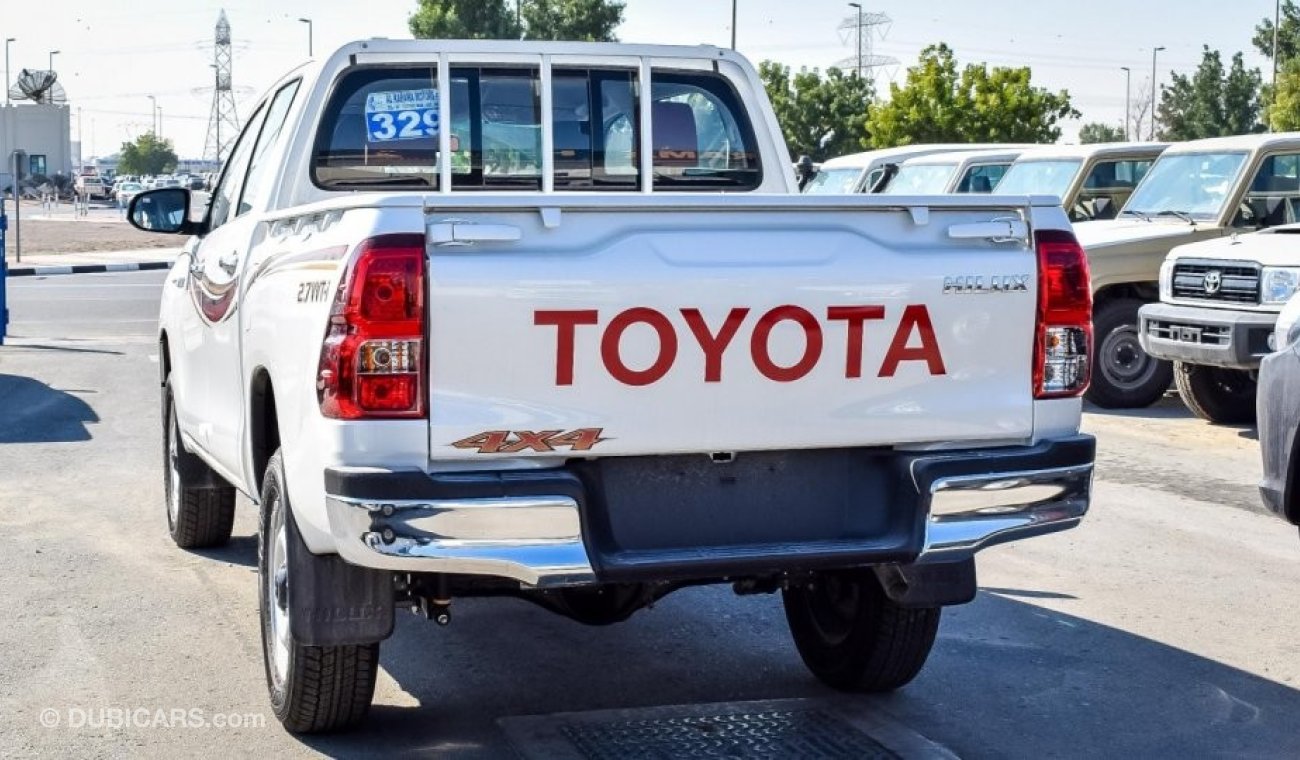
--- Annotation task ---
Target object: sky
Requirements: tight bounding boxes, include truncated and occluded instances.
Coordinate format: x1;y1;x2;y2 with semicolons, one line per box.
0;0;1281;161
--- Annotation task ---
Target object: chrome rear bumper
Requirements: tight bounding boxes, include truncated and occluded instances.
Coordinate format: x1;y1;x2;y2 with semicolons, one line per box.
326;493;595;587
323;436;1094;587
917;464;1093;562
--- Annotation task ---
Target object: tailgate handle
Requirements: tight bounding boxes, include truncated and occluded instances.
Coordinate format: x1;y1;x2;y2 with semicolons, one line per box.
428;221;522;247
947;219;1028;243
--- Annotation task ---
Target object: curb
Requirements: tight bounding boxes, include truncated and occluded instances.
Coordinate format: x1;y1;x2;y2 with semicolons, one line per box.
6;261;173;277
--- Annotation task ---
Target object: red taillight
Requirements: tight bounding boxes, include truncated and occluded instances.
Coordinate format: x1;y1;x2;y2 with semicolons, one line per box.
1034;229;1093;399
317;234;427;419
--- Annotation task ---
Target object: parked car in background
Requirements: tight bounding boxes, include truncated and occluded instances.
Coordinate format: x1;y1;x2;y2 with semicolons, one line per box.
114;181;144;207
802;144;1024;194
74;174;110;201
1138;225;1300;423
879;147;1031;195
996;142;1169;222
1257;290;1300;535
1072;132;1300;409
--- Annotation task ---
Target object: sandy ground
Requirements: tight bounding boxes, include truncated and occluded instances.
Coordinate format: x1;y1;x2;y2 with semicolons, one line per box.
2;200;178;257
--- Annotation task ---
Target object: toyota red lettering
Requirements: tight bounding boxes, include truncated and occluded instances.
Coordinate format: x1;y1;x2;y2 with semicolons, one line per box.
533;305;947;385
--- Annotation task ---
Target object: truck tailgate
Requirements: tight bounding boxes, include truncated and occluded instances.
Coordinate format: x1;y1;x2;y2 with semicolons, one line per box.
424;197;1038;459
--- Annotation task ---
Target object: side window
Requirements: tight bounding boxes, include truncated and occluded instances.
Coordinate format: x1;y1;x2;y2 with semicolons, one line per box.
1076;159;1155;222
1235;153;1300;230
28;154;46;177
650;70;761;190
208;104;268;232
956;163;1008;193
239;80;302;216
552;68;639;190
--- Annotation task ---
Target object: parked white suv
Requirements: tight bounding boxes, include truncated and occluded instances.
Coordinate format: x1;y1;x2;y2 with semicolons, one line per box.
128;39;1096;734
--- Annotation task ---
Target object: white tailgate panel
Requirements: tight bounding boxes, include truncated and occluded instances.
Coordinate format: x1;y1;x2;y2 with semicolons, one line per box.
427;206;1036;459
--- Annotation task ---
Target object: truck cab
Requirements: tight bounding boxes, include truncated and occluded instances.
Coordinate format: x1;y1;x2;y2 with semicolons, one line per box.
879;147;1032;195
802;143;1018;194
996;142;1167;222
1071;133;1300;409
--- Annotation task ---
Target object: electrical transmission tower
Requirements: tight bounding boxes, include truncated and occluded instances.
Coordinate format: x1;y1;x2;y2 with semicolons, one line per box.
836;9;899;81
203;10;240;166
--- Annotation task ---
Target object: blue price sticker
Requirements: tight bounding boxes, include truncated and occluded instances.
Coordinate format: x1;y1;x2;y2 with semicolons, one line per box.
365;89;440;143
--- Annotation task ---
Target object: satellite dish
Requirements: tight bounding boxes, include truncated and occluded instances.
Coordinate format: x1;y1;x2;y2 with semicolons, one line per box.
8;69;67;105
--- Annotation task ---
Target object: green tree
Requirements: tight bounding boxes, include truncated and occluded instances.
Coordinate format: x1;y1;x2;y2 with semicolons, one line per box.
1156;47;1263;141
409;0;520;39
1270;58;1300;130
1078;122;1126;143
118;133;178;176
409;0;623;41
759;61;872;161
866;44;1077;147
522;0;623;41
1254;0;1300;65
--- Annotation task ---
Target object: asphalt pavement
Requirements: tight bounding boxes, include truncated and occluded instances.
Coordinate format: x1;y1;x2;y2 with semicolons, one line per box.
1;271;1299;758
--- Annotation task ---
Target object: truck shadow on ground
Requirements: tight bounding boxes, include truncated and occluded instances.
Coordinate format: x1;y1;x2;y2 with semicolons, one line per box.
0;374;98;443
295;587;1300;759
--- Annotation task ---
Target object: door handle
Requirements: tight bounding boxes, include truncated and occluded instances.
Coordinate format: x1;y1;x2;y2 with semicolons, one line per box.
217;251;239;275
947;219;1028;244
428;221;522;247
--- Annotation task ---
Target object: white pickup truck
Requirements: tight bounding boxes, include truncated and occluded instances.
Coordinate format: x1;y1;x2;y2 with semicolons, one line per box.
128;40;1095;733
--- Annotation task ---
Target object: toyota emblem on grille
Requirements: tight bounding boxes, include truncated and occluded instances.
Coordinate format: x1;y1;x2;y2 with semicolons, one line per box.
1204;270;1223;295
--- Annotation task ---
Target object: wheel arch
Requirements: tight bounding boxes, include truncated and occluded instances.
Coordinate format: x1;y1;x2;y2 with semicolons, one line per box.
249;367;281;493
1093;281;1158;311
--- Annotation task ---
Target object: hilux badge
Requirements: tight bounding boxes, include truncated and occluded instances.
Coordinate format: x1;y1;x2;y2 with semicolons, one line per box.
942;275;1030;294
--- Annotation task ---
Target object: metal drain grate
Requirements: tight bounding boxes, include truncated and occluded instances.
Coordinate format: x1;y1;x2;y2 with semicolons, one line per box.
499;698;958;759
558;708;899;759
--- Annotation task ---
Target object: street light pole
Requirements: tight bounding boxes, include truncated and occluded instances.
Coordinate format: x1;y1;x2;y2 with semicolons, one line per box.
4;39;14;106
298;18;313;57
848;2;863;77
48;49;59;73
147;95;156;135
1150;46;1165;141
157;106;162;139
1274;0;1281;92
731;0;738;50
1121;66;1131;141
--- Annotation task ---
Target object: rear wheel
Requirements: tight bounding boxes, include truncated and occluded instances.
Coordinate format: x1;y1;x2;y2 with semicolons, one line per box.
1174;362;1257;424
1086;298;1173;409
782;569;940;692
163;381;235;548
259;450;379;733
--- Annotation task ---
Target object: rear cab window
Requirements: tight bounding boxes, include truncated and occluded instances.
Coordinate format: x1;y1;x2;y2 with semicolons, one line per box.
312;63;761;192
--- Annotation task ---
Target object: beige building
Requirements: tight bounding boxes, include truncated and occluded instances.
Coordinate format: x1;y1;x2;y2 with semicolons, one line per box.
0;103;73;185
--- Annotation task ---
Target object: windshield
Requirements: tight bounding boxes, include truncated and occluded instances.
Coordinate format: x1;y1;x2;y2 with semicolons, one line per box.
1122;152;1249;220
881;163;958;195
803;166;864;194
995;159;1082;199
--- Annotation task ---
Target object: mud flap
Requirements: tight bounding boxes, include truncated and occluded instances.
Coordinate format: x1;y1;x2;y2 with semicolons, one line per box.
286;507;394;646
874;558;976;608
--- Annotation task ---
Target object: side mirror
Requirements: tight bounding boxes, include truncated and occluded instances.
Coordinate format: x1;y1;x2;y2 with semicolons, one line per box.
127;188;199;235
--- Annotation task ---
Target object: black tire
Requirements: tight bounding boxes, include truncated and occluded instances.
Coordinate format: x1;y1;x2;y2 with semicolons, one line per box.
1086;298;1174;409
163;380;235;548
259;450;379;733
782;569;940;692
1173;362;1257;424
